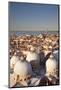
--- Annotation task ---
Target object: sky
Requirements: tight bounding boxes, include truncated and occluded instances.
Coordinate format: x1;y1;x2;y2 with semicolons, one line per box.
9;2;59;31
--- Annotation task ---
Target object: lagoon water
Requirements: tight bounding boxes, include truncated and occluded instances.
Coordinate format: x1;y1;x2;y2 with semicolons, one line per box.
10;31;58;36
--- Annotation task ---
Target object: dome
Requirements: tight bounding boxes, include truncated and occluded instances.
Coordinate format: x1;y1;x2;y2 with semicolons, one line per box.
14;57;32;79
10;55;19;69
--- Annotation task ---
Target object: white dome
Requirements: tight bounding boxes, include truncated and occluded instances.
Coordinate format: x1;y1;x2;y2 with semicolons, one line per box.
10;56;19;69
46;54;58;76
14;60;32;78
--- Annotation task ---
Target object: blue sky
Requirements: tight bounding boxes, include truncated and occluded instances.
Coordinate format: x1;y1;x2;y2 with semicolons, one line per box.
9;2;59;31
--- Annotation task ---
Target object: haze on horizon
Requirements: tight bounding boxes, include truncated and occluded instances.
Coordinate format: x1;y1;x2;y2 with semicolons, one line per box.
9;2;59;31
